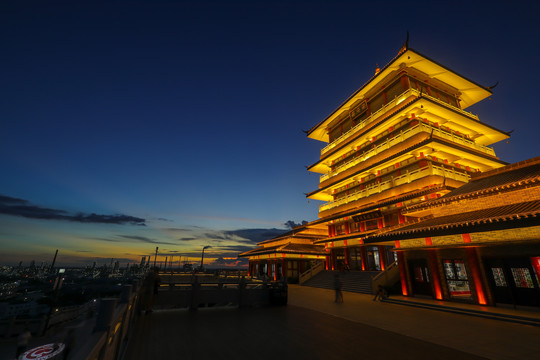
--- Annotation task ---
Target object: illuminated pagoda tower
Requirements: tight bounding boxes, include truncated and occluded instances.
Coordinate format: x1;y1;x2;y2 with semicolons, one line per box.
304;43;509;276
240;42;511;288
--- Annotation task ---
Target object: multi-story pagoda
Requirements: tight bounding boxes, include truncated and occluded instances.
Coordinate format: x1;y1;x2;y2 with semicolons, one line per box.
240;42;516;293
304;44;509;275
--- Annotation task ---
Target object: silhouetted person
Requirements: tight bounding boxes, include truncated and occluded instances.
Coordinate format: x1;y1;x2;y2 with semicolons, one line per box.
334;274;343;303
15;328;31;359
373;285;387;301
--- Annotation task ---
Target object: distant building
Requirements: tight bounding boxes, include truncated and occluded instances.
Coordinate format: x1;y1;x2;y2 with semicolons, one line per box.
241;43;540;307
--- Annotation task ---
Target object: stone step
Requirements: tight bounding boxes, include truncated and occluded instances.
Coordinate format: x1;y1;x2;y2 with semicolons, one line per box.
302;270;380;294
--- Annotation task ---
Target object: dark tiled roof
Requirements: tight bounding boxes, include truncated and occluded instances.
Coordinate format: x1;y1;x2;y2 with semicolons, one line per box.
314;229;378;244
405;157;540;213
367;200;540;242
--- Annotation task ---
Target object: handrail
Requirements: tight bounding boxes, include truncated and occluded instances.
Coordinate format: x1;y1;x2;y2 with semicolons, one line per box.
321;89;415;154
319;163;471;211
299;261;324;285
372;261;398;282
321;88;479;155
320;120;495;182
371;261;400;294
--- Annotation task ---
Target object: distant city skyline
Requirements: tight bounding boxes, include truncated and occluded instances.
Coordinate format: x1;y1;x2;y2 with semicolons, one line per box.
1;1;539;266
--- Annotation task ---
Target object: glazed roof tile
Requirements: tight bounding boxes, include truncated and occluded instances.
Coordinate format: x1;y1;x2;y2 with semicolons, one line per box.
367;200;540;241
405;157;540;213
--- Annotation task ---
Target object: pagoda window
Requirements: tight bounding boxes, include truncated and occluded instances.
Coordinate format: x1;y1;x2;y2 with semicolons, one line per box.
385;79;404;102
350;221;361;233
383;213;399;227
335;224;346;235
369;93;385;114
365;219;379;231
341;117;353;134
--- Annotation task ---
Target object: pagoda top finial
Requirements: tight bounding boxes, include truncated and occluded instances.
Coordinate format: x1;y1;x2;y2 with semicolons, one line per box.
374;64;380;75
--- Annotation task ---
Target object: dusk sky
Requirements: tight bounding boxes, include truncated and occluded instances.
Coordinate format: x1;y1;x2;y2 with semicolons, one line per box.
1;0;539;267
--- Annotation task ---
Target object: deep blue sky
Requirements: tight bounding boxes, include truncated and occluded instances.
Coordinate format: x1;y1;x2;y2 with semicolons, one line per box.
1;0;539;266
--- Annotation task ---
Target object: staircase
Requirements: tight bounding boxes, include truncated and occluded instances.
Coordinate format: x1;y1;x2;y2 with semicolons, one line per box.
301;270;380;294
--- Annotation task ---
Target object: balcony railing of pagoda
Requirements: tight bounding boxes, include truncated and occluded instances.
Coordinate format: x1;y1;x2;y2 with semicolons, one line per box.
320;88;479;156
319;163;471;212
320;121;495;182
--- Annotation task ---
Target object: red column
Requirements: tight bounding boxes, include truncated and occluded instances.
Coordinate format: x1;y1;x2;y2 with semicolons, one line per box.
400;74;409;91
325;256;329;270
396;251;409;296
281;258;287;279
466;247;487;305
267;261;271;277
378;246;386;271
345;222;350;235
344;247;349;267
331;249;336;271
428;250;443;300
360;246;367;271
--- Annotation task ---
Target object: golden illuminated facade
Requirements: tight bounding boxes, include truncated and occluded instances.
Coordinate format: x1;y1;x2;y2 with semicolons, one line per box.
241;44;540;308
239;224;328;281
305;45;508;274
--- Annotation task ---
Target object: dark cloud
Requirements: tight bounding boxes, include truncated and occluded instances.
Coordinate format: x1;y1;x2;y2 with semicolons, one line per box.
152;217;174;222
86;237;122;243
178;237;197;241
284;220;308;230
211;257;248;267
0;194;145;225
165;227;204;232
215;245;256;253
203;232;231;240
223;228;287;244
75;250;91;253
118;235;177;245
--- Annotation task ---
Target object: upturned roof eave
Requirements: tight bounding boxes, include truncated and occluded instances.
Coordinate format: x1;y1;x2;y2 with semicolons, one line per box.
307;47;493;140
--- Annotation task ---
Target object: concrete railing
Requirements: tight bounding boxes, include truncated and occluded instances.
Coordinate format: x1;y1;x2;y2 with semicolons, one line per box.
320;120;494;183
154;276;288;310
299;262;325;285
320;162;471;212
371;261;400;294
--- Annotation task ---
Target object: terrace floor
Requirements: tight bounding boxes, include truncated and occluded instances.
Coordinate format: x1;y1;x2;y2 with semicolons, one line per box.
124;285;540;360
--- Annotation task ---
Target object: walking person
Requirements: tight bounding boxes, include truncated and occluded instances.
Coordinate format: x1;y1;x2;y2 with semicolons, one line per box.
334;274;343;303
373;285;387;301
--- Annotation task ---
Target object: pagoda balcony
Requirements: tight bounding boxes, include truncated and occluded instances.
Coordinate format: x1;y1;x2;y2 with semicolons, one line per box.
320;88;479;156
319;163;470;212
320;121;496;183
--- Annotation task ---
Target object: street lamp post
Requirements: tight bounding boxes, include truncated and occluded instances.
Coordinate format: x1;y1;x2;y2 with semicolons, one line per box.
200;246;211;272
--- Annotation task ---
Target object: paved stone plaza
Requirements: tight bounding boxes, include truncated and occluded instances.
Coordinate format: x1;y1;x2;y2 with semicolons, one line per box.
124;285;540;360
